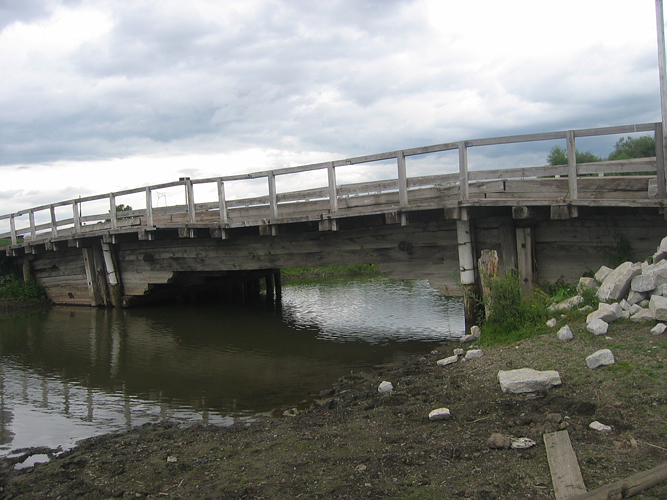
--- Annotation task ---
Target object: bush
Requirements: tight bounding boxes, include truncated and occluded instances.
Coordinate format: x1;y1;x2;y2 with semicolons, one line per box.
0;274;47;301
479;271;550;346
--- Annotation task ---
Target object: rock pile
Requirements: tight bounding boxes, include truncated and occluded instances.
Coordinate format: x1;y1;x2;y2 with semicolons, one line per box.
548;235;667;336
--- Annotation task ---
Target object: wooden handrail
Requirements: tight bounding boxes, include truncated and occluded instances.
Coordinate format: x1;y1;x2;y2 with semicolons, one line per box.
1;122;663;244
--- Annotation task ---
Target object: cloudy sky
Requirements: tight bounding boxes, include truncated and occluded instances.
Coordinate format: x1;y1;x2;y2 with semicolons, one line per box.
1;0;664;219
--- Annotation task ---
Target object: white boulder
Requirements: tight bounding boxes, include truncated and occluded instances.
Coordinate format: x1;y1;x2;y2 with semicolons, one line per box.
497;368;562;394
586;349;616;369
557;325;574;341
597;262;642;303
650;295;667;321
428;408;452;421
378;381;394;393
651;323;667;335
586;319;609;336
437;355;459;367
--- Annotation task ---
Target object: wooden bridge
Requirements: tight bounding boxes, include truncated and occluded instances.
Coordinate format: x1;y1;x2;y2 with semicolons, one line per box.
3;122;667;316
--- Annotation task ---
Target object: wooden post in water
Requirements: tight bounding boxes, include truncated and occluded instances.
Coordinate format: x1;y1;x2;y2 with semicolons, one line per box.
265;272;275;302
273;270;282;300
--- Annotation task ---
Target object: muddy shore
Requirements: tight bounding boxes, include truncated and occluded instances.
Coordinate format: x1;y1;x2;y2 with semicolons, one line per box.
1;317;666;499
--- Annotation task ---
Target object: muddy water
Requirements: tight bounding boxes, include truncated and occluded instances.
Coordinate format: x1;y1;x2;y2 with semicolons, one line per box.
0;276;464;455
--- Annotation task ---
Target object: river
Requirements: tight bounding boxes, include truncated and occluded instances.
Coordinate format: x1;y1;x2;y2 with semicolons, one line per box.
0;275;464;459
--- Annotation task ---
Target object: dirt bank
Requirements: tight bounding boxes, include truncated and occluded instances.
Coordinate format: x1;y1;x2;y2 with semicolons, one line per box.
1;318;666;499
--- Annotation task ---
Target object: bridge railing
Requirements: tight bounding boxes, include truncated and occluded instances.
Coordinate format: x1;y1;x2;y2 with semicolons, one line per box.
1;122;663;247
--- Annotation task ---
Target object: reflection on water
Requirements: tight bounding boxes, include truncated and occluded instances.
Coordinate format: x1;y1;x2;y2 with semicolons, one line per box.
0;276;464;455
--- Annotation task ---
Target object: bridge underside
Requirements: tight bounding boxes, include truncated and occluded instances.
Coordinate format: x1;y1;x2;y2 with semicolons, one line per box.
13;205;667;308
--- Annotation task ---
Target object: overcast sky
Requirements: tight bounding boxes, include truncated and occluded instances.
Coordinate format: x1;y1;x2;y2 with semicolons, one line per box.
1;0;665;218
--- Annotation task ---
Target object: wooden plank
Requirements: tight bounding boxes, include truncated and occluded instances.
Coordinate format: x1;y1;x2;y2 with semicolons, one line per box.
544;431;587;500
569;461;667;500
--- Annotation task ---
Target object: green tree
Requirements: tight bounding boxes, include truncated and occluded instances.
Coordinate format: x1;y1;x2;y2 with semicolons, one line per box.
547;146;602;165
608;136;656;160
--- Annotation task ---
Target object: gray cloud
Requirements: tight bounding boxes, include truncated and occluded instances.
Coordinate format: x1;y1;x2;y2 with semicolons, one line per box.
0;0;662;174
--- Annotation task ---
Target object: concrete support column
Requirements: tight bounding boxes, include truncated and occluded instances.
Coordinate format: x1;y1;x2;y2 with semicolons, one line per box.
456;208;477;325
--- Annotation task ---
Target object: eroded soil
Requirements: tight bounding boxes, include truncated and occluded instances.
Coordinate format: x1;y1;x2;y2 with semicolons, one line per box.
1;318;667;499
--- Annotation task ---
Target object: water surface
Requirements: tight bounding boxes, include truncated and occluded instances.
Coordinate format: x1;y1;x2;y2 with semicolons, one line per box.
0;276;464;455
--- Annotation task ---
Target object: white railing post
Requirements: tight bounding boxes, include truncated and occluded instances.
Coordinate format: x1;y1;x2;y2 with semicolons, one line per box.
217;179;228;224
73;199;81;233
458;141;469;200
9;214;17;245
184;178;195;223
29;210;36;239
109;193;117;230
268;172;278;219
50;205;58;238
566;130;578;200
397;151;408;206
145;187;154;227
327;162;338;212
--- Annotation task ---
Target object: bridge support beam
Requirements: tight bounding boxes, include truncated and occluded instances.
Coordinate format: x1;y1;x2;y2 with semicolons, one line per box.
516;227;535;294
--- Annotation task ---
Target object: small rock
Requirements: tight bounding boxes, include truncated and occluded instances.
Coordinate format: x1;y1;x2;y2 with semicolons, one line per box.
437;355;459;367
597;262;641;303
651;323;667;335
577;277;598;292
545;413;563;424
595;266;614;283
586;303;622;324
378;381;394;394
546;318;557;328
557;325;574;341
460;334;477;343
487;433;511;450
589;421;612;433
586;349;616;369
586;318;608;336
629;303;643;315
627;290;646;305
653;236;667;264
464;349;483;360
650;295;667;321
453;348;465;356
167;456;178;463
548;295;584;313
428;408;452;421
511;438;537;449
470;325;481;337
283;408;299;417
630;308;655;322
620;299;632;311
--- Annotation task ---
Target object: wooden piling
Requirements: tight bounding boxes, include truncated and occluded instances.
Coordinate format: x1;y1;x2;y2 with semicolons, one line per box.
265;273;275;301
101;242;124;308
274;270;282;299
